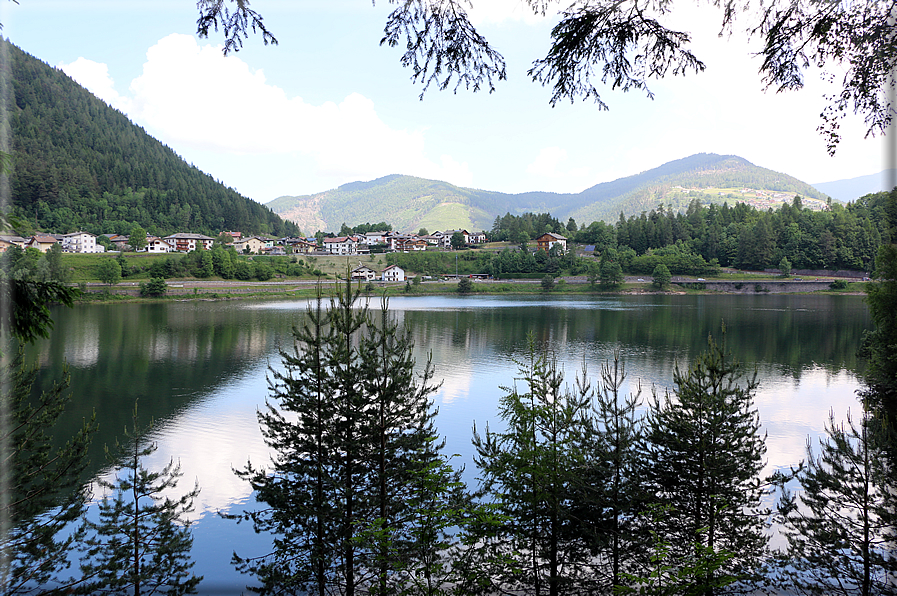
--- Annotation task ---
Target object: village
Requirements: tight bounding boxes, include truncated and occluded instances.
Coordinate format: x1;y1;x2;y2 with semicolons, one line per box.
0;228;570;283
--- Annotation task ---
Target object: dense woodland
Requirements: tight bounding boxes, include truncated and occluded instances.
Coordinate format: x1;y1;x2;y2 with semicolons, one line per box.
3;39;299;239
483;192;890;275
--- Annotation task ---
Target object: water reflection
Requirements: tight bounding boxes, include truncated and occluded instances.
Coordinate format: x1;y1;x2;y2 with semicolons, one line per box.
27;294;870;585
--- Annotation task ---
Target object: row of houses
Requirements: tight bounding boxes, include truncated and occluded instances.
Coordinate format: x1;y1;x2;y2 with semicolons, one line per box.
0;231;106;254
351;264;406;282
321;229;488;255
1;228;565;257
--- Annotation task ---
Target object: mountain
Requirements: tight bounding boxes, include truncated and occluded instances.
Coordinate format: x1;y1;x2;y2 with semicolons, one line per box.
4;39;299;238
268;154;829;233
812;170;896;203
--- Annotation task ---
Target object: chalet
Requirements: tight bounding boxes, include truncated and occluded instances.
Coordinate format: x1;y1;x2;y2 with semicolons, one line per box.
282;237;318;253
362;231;390;245
106;234;132;251
62;231;103;253
164;233;215;252
144;236;174;253
440;230;469;249
27;235;59;253
394;237;428;252
233;236;266;254
351;265;377;281
381;264;406;282
323;236;358;255
468;231;487;244
0;235;27;253
536;232;567;253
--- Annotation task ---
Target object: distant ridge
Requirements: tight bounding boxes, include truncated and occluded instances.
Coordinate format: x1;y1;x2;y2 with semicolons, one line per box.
268;153;828;233
812;170;896;203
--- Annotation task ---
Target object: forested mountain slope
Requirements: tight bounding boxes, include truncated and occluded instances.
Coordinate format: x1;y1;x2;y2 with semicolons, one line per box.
4;39;298;238
268;154;829;233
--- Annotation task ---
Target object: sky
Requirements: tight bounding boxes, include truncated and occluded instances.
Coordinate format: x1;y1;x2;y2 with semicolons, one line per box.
2;0;890;205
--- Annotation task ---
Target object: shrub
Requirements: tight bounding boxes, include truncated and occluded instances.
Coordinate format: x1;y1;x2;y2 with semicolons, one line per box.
139;277;167;297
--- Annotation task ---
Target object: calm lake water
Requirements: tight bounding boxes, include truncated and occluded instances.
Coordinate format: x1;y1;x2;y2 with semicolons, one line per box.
28;293;871;593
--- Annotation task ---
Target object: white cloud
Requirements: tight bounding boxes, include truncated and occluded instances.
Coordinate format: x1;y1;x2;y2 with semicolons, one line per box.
58;57;132;113
63;34;471;193
527;146;590;183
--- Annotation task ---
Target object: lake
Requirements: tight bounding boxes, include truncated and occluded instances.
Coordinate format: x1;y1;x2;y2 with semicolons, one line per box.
27;293;870;593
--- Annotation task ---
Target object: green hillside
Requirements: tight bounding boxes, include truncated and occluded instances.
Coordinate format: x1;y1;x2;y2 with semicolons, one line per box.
4;39;299;238
268;154;831;233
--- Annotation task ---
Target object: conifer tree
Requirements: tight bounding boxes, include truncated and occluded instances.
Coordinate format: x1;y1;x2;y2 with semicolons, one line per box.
776;409;897;596
641;336;768;595
582;354;646;592
78;403;201;596
234;280;451;595
471;337;595;595
0;355;94;595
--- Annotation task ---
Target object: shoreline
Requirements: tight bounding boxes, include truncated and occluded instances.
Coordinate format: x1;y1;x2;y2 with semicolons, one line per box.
74;276;867;303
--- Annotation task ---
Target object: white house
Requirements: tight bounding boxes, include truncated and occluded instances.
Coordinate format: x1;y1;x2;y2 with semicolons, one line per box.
362;231;389;245
61;231;103;253
439;230;469;249
351;265;377;281
144;236;174;253
536;232;568;253
163;233;215;252
323;236;358;255
381;264;406;282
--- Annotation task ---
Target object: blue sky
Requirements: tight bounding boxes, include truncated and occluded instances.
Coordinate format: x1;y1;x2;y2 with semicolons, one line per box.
3;0;887;204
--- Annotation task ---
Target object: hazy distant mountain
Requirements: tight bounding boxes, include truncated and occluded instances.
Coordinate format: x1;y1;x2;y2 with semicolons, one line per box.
268;154;828;234
812;170;896;203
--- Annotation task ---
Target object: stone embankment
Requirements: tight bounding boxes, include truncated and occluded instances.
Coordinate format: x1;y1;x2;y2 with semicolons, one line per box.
677;280;833;293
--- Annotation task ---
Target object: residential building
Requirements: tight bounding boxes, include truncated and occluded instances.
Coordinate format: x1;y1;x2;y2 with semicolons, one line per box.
468;231;487;244
164;233;215;252
233;236;266;254
27;235;59;253
323;236;358;255
382;264;406;282
62;231;103;253
536;232;568;253
0;234;27;252
144;236;174;253
351;265;377;281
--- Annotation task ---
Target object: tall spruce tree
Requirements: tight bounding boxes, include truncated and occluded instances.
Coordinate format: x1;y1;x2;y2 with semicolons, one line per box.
234;280;450;595
470;337;595;596
0;355;94;595
641;336;768;595
584;354;646;592
776;409;897;596
77;403;201;596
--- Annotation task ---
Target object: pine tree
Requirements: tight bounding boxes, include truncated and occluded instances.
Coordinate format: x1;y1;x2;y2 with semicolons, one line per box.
641;336;768;595
584;354;646;592
78;403;201;596
0;354;94;595
470;337;595;595
234;280;451;595
776;409;897;596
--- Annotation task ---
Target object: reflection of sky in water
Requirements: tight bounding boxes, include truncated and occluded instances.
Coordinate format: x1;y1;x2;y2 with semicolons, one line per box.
71;295;867;590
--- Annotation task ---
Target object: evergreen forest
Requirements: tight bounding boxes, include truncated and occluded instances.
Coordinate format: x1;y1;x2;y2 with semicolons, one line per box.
3;39;299;239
